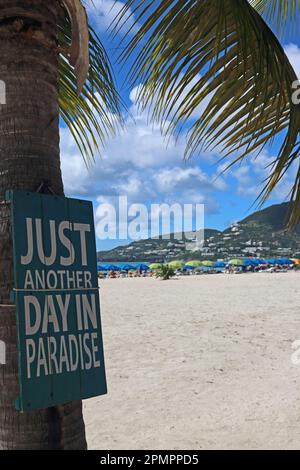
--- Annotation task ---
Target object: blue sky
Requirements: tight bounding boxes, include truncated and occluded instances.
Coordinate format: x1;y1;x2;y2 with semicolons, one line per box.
60;1;300;250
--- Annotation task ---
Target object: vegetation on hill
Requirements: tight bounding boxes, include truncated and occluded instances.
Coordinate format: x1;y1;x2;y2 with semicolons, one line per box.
98;203;300;262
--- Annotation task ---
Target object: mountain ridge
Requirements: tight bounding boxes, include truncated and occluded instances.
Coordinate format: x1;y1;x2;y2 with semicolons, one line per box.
97;202;300;262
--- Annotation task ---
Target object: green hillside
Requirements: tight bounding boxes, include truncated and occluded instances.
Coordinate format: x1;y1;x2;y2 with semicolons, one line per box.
98;202;300;262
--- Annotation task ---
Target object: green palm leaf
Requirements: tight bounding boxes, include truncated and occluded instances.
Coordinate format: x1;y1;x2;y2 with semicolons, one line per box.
250;0;300;35
117;0;300;226
58;8;124;164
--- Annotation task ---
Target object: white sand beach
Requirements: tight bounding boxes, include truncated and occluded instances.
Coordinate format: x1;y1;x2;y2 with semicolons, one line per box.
84;272;300;450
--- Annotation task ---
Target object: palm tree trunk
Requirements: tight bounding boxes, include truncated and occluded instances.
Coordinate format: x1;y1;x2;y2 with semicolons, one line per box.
0;0;87;449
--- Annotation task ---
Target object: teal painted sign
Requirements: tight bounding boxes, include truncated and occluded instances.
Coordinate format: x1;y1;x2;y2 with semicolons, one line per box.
7;190;107;411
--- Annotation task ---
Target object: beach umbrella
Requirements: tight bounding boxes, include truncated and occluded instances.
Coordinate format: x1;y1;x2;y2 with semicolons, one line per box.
167;260;185;269
266;258;277;264
291;258;300;265
228;259;246;266
149;263;162;270
121;264;135;271
267;258;293;265
182;265;194;271
105;264;121;271
214;261;226;268
244;259;260;266
97;264;108;271
278;258;294;265
201;260;216;267
135;263;150;271
185;260;202;268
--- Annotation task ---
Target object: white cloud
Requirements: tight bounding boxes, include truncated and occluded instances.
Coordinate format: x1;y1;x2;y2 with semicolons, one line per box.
229;149;297;201
60;85;226;224
61;88;185;197
285;43;300;79
130;74;215;125
155;166;227;193
85;0;138;34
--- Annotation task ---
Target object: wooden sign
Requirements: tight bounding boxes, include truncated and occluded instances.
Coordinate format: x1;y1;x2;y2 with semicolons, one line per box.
7;190;107;411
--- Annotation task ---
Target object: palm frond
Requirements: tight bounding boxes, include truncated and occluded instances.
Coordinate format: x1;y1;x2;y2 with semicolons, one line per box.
58;6;124;164
118;0;300;226
62;0;90;91
250;0;300;36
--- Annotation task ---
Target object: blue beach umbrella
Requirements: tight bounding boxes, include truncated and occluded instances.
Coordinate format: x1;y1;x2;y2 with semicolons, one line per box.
244;259;260;266
243;259;254;266
214;261;226;268
182;265;194;271
120;264;135;271
135;263;150;271
256;258;267;264
266;258;277;265
278;258;294;265
105;264;121;271
266;258;292;265
274;259;286;265
97;264;108;271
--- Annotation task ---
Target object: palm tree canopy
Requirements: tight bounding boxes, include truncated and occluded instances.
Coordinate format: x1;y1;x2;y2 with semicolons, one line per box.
58;0;124;163
114;0;300;226
62;1;300;226
250;0;300;34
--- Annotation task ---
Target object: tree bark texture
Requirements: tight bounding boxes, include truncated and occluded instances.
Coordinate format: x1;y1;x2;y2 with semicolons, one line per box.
0;0;87;449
